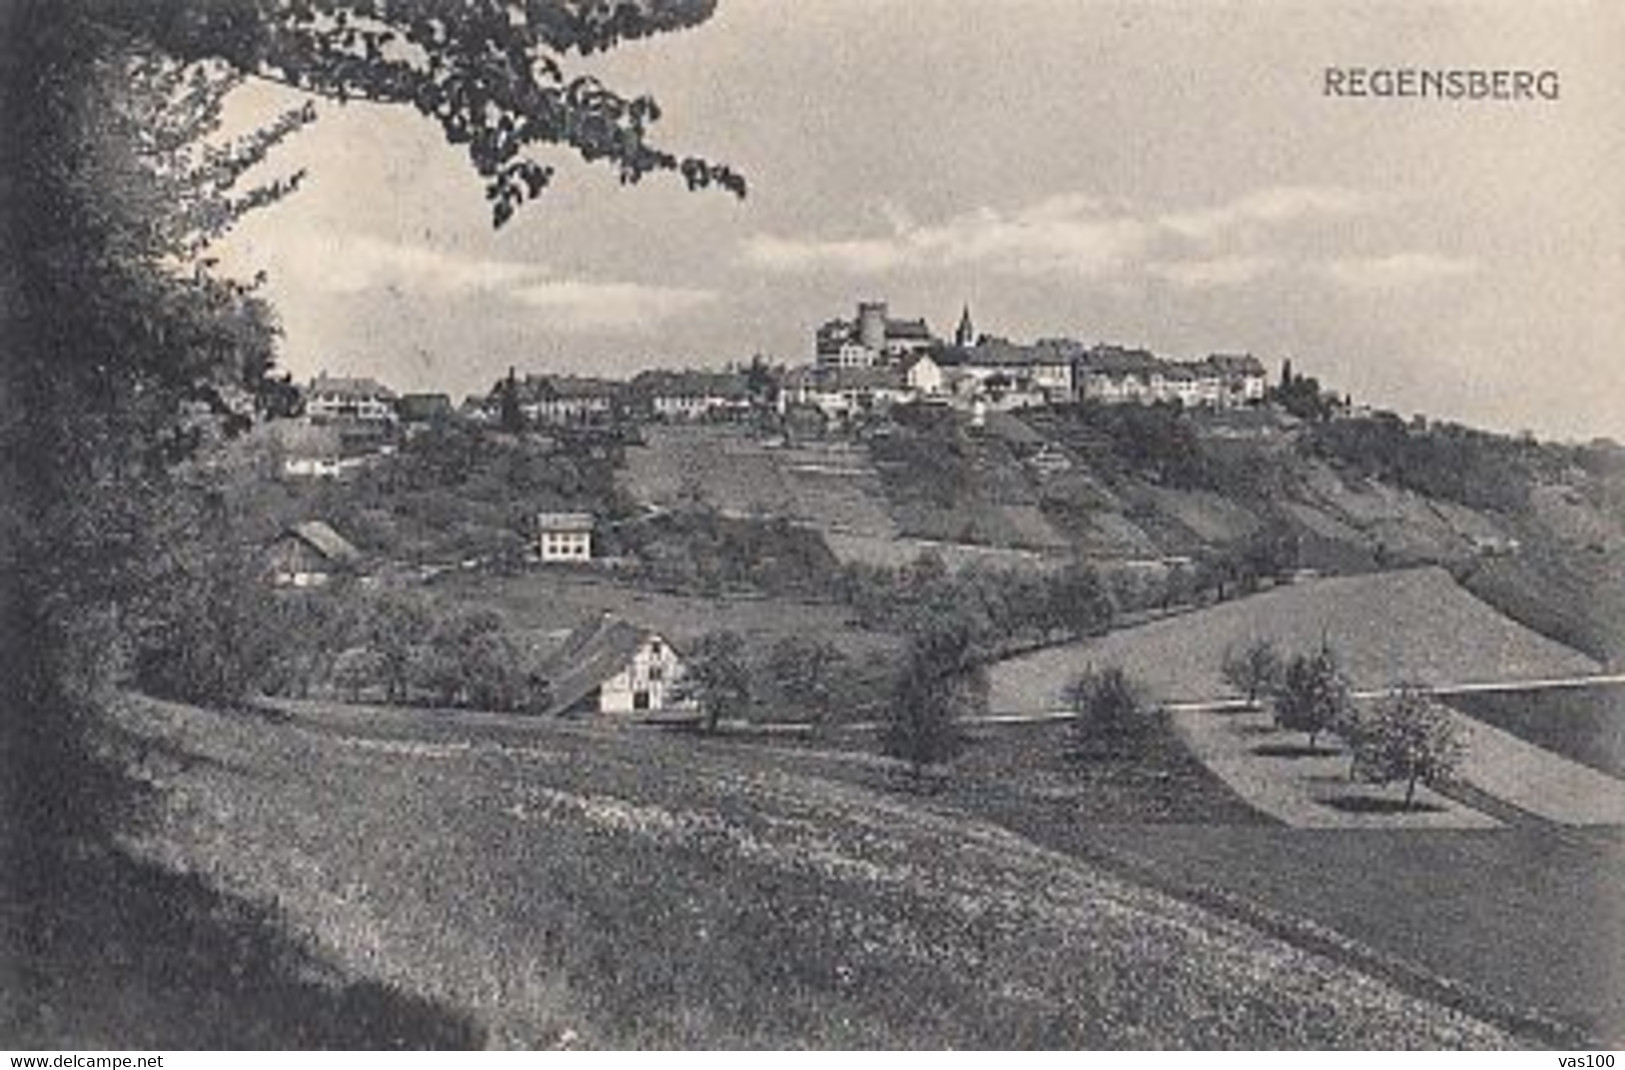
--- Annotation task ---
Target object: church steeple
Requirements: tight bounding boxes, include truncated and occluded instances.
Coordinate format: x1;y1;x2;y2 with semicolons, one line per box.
954;304;976;347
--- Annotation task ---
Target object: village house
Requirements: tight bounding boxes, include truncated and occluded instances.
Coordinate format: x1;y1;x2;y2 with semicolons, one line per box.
266;520;362;587
304;374;398;424
542;613;691;716
516;374;622;426
536;511;594;563
783;365;911;418
632;369;755;421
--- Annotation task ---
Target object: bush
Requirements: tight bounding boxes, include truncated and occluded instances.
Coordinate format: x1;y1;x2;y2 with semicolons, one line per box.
881;622;984;786
1221;639;1283;708
1273;644;1351;748
1065;666;1157;759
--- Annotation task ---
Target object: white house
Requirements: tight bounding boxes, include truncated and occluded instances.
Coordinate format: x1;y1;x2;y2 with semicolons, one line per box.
543;614;692;716
536;511;594;563
305;375;398;423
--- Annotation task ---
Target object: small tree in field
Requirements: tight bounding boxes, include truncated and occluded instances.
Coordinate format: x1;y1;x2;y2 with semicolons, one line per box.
1273;644;1351;749
1353;684;1466;808
882;622;984;787
1221;639;1283;709
766;636;848;729
1065;666;1156;759
680;630;753;732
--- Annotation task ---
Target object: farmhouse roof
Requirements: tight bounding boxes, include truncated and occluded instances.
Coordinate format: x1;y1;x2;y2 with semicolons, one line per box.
282;520;361;565
1203;353;1268;377
1078;345;1162;376
632;369;752;399
536;511;595;533
542;613;668;714
309;374;396;399
518;374;623;401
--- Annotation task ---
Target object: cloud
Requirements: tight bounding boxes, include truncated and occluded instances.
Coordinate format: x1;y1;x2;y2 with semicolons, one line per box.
1148;255;1277;289
228;228;716;332
511;281;717;332
1158;186;1379;241
1321;252;1478;291
744;194;1153;279
742;185;1375;282
303;233;541;295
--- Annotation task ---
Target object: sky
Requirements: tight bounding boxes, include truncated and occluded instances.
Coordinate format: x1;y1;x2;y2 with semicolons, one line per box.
216;0;1625;441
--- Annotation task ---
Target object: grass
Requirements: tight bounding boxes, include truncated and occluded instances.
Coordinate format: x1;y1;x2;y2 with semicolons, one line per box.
1;842;478;1049
1080;825;1625;1046
1448;683;1625;779
991;566;1602;710
99;693;1524;1049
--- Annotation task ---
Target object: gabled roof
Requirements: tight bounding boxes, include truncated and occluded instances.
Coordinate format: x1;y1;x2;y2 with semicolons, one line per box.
542;613;668;714
282;520;361;565
632;369;752;399
1203;353;1268;377
519;374;623;401
309;375;396;399
537;511;594;533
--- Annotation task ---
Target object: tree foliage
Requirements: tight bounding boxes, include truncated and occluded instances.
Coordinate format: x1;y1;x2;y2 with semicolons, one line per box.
765;636;847;729
881;621;984;786
96;0;746;226
1065;665;1155;759
1272;644;1351;748
1351;684;1466;807
1;0;744;857
1221;638;1283;708
678;630;752;732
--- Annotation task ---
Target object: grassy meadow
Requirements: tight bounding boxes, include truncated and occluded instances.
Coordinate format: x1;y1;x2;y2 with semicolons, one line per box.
100;693;1535;1049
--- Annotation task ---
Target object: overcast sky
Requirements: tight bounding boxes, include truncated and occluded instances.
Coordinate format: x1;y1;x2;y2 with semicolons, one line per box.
216;0;1624;441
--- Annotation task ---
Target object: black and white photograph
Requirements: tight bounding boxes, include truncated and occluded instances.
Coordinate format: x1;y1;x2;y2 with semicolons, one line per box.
2;0;1622;1052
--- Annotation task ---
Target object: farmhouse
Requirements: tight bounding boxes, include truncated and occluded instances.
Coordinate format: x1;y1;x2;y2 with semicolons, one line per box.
536;511;594;563
266;520;362;587
305;374;398;423
517;374;621;425
542;613;691;716
633;369;754;421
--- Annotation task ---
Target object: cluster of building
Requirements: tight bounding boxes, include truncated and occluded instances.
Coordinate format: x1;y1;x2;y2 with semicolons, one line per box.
787;301;1268;419
291;304;1270;440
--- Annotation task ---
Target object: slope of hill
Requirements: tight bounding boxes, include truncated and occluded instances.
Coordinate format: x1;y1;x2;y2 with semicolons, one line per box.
991;566;1603;711
115;694;1520;1049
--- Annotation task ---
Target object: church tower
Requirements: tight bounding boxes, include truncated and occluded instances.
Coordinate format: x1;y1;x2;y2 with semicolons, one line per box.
954;304;976;348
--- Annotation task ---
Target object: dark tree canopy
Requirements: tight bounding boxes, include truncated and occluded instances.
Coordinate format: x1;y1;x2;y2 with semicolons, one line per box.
81;0;746;226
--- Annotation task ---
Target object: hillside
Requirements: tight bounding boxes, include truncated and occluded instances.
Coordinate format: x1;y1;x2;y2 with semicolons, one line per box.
990;566;1603;711
112;694;1519;1049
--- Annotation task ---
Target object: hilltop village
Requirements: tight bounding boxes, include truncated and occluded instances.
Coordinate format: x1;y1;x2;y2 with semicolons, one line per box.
298;301;1270;436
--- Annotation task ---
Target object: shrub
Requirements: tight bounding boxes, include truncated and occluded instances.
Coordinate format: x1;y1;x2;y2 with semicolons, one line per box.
1221;638;1283;709
1065;666;1157;759
1273;644;1351;748
882;622;984;786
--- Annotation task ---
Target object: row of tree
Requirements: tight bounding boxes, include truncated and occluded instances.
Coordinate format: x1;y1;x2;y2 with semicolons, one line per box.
1223;639;1466;806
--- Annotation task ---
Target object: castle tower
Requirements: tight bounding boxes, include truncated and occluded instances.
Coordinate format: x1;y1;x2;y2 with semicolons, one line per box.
857;301;888;351
954;304;976;348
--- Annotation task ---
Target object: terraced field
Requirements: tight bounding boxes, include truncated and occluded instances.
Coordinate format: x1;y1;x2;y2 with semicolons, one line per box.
114;695;1524;1049
991;566;1603;711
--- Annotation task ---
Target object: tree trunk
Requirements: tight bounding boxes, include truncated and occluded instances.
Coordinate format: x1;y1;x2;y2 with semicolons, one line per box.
1405;774;1418;808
